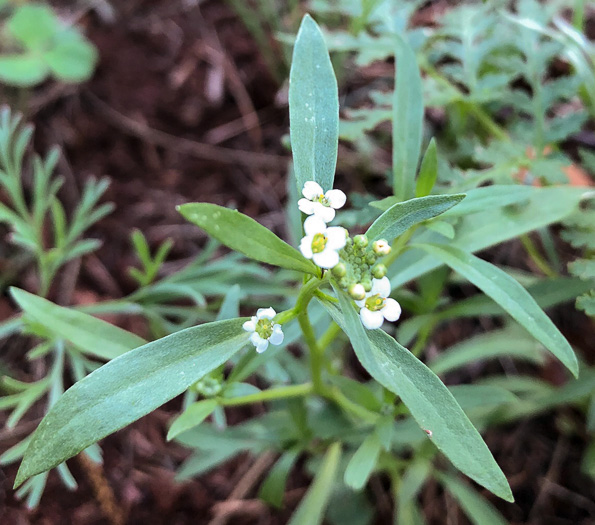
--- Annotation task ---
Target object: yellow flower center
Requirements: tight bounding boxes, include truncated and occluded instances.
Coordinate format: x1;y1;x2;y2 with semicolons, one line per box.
311;232;328;254
255;318;274;339
365;294;385;312
315;194;330;206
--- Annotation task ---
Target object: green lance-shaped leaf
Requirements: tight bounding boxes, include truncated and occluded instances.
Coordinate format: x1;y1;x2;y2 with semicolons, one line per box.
344;433;381;490
10;288;145;360
393;36;424;201
415;138;438;198
14;319;249;488
259;449;300;508
416;244;579;378
366;194;465;242
321;287;513;502
437;472;509;525
178;203;318;275
288;442;342;525
167;399;219;441
289;14;339;193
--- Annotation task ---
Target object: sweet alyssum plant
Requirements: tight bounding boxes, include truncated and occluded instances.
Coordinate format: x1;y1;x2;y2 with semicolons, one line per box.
8;14;584;522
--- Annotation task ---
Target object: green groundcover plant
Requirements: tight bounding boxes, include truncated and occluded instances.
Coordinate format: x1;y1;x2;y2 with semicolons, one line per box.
3;13;594;523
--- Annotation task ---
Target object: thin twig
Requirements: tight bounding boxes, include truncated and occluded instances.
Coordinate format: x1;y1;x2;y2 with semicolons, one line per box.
86;93;287;170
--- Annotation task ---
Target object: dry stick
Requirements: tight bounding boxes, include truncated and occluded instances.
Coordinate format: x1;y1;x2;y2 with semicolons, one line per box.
77;453;126;525
86;93;287;170
208;451;276;525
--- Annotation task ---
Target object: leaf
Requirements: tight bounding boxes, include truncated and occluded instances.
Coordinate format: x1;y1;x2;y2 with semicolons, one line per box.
259;449;299;508
167;399;219;441
288;442;342;525
7;5;59;49
437;472;509;525
14;318;249;487
366;194;465;242
389;187;586;287
344;433;381;490
44;31;97;83
289;14;339;193
415;139;438;198
393;36;424;200
178;203;318;275
10;288;145;361
415;245;578;378
0;55;48;87
321;288;513;502
429;326;545;375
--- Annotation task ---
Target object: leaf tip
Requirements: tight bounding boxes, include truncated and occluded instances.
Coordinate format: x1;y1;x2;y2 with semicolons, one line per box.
13;466;28;489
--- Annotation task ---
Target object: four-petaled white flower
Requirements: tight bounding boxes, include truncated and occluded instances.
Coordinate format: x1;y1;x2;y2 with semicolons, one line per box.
298;181;346;223
243;307;284;353
300;215;347;269
355;276;401;330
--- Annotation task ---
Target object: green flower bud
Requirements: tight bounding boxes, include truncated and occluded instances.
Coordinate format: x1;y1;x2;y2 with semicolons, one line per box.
354;234;369;248
349;283;366;300
366;252;377;265
361;279;372;292
339;277;349;289
372;263;387;279
332;262;347;278
372;239;391;255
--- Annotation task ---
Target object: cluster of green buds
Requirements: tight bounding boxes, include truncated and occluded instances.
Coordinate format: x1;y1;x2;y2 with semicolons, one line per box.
332;235;391;301
193;374;223;397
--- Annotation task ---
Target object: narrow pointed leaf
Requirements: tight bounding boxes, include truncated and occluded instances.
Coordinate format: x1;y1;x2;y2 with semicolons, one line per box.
437;473;509;525
393;36;424;200
259;449;299;508
416;244;578;378
10;288;145;360
178;203;318;275
366;194;465;242
288;442;341;525
321;288;513;502
167;399;219;441
289;14;339;193
344;433;381;490
415;139;438;198
15;319;249;487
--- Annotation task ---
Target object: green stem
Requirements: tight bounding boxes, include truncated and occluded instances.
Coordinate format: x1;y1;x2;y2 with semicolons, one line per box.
220;383;313;407
299;309;327;395
520;234;557;278
318;322;341;351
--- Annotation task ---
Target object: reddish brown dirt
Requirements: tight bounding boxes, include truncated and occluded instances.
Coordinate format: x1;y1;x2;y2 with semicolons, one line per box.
1;1;594;524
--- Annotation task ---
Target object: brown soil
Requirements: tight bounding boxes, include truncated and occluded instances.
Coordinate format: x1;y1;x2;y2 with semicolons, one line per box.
1;1;594;524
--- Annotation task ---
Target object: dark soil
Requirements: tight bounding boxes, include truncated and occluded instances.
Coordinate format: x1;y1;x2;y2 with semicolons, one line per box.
1;1;594;524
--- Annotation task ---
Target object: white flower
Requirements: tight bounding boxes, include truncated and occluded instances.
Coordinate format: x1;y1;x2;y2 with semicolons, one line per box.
242;307;284;353
355;276;401;330
298;181;346;223
299;215;347;269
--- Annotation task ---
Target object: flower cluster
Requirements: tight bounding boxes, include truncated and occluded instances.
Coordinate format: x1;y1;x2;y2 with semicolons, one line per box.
245;180;402;352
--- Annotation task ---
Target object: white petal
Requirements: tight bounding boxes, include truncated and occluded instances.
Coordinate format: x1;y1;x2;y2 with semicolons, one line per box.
298;198;316;215
250;332;264;347
302;181;324;200
257;307;276;319
360;308;384;330
325;189;346;209
269;324;284;345
313;248;339;269
242;320;256;332
371;276;391;298
300;235;314;259
325;227;347;250
255;339;269;353
314;204;335;223
304;215;327;236
382;299;402;322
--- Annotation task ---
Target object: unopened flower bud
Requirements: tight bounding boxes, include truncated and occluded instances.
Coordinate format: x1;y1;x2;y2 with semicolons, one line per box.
372;263;387;279
339;277;349;288
349;283;366;300
366;252;377;265
354;234;368;248
373;239;391;255
332;262;347;278
361;279;372;292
